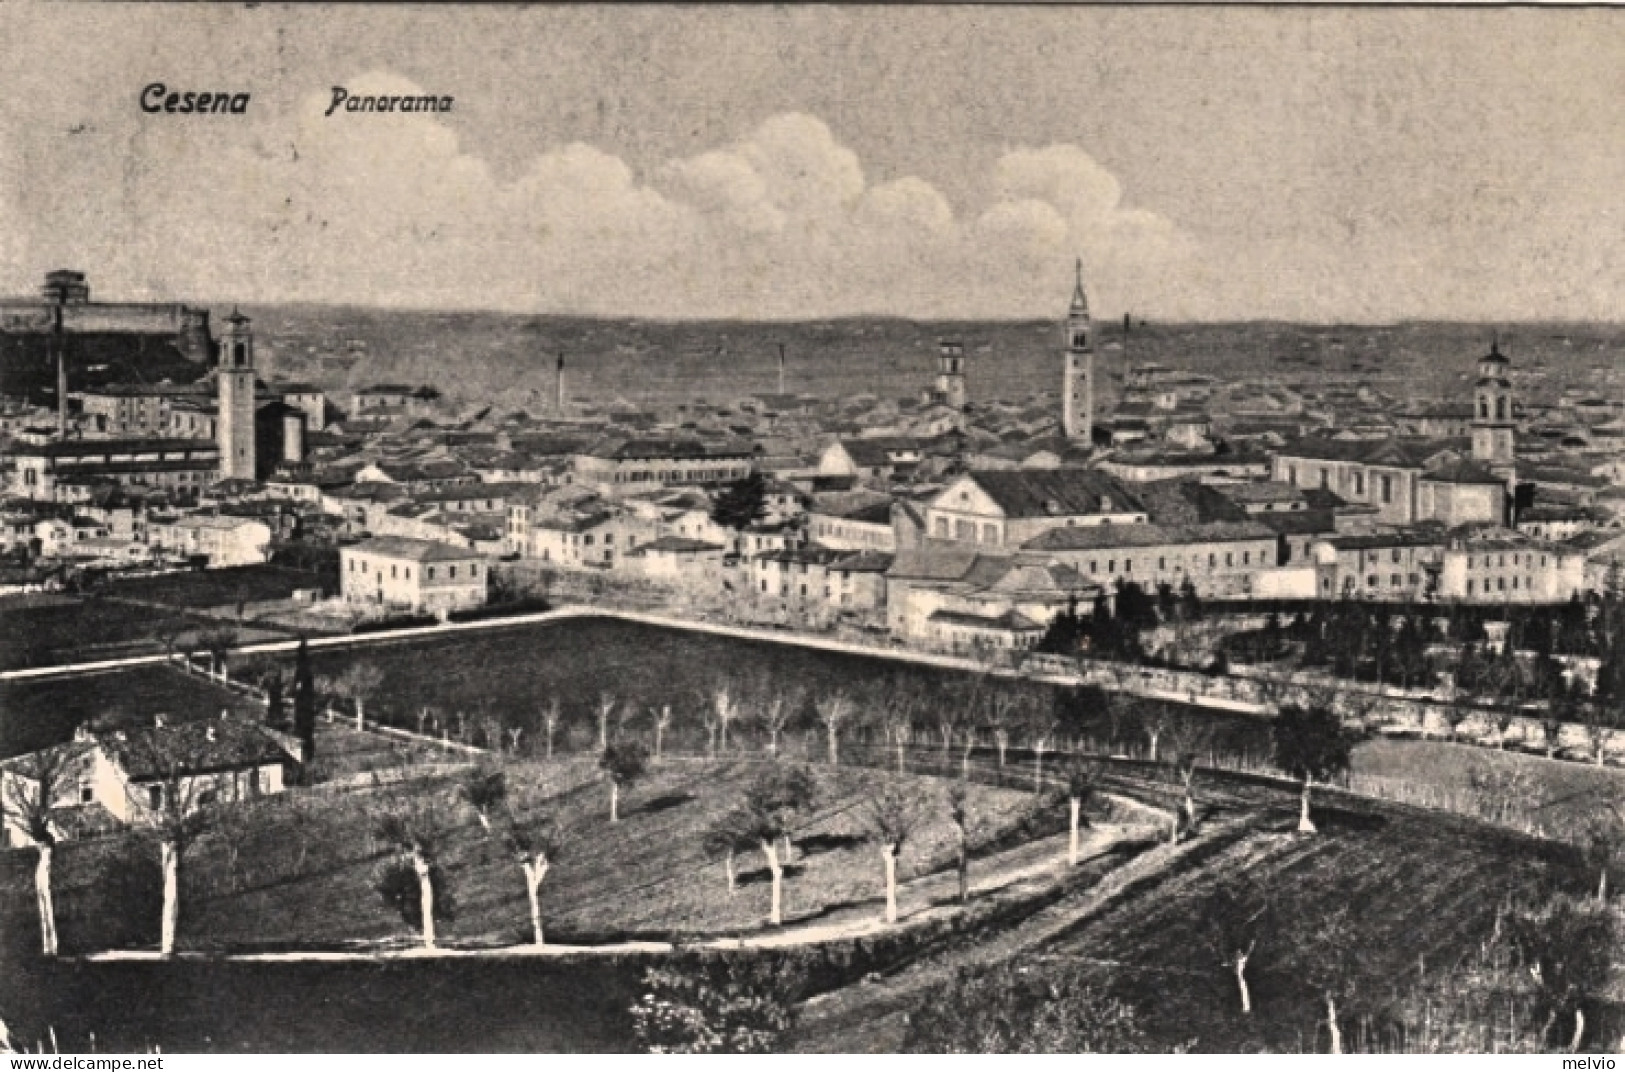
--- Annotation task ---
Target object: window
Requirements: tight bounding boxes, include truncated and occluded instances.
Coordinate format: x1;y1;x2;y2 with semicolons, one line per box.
1319;469;1329;489
147;785;164;809
1381;475;1393;504
1367;575;1377;588
1467;579;1476;595
1354;472;1365;496
1158;557;1166;571
1225;552;1233;567
390;565;397;579
1107;559;1116;573
80;785;94;804
449;565;457;579
1391;574;1401;588
470;564;478;576
1208;553;1216;568
427;566;435;579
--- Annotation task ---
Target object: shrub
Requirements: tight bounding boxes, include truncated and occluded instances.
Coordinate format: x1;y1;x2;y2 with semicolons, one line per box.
630;956;801;1053
901;960;1153;1053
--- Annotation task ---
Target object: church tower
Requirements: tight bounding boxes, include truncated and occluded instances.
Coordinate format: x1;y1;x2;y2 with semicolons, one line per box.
217;309;257;480
935;339;967;412
1470;335;1516;490
1061;258;1093;443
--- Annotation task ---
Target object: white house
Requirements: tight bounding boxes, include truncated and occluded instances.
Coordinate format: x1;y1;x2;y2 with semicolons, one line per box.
340;536;488;614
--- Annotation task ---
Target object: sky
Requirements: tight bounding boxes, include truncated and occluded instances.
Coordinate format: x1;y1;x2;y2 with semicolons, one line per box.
0;5;1621;322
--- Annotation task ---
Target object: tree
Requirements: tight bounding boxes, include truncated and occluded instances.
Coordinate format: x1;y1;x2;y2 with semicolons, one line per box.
505;812;567;946
542;697;561;758
1506;893;1617;1052
333;661;384;732
946;782;975;904
747;764;817;863
703;808;754;897
710;680;742;754
652;703;674;760
261;669;286;728
292;639;317;768
1;746;75;956
1272;704;1355;834
198;627;237;679
875;686;916;775
596;693;617;752
1202;879;1273;1015
901;961;1153;1053
862;784;919;924
599;741;648;823
1166;720;1214;836
814;692;851;766
125;734;218;957
1287;904;1361;1053
710;472;769;531
458;766;508;833
1055;756;1102;865
1580;795;1625;904
370;777;459;949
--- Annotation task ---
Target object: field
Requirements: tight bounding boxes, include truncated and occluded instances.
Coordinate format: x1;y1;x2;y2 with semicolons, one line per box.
1036;794;1593;1052
796;776;1604;1054
0;663;263;759
100;565;335;610
0;596;204;673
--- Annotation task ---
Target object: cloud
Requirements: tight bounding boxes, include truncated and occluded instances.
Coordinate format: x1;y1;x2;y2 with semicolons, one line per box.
16;74;1195;318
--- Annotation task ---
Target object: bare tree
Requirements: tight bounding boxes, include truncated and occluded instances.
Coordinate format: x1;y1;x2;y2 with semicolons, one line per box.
370;780;459;950
946;782;975;904
1581;703;1615;768
505;726;524;754
1540;711;1565;759
596;693;617;752
651;704;674;760
1029;710;1056;792
876;688;916;775
710;680;741;754
703;808;753;897
1287;904;1361;1054
1056;757;1102;865
332;662;384;732
542;698;561;759
1166;720;1214;838
862;784;920;925
757;686;800;759
506;814;567;946
1581;795;1625;905
815;692;852;766
480;714;504;754
1203;879;1274;1015
983;690;1019;769
123;733;218;957
1;746;76;956
1506;893;1617;1053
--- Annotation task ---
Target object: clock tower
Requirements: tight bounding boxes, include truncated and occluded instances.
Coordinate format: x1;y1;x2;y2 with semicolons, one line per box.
1061;258;1093;444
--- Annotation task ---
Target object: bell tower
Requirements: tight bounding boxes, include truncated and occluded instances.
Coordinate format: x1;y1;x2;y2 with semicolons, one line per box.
1061;258;1093;443
1470;335;1516;489
935;339;967;412
217;308;258;480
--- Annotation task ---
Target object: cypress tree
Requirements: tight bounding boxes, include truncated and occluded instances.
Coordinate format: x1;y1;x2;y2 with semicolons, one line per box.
293;638;316;772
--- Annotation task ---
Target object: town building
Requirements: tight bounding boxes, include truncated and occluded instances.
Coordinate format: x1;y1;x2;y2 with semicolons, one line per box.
339;536;488;613
1;717;294;847
7;437;222;498
147;514;272;567
572;437;755;493
924;469;1147;548
1020;519;1280;599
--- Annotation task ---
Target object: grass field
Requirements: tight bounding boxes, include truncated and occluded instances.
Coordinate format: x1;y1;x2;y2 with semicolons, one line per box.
1031;793;1592;1053
0;596;204;673
282;617;1278;760
101;565;334;610
0;663;264;759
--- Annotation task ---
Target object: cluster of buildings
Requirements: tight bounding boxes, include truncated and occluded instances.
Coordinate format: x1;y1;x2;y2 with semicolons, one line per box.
1;266;1621;651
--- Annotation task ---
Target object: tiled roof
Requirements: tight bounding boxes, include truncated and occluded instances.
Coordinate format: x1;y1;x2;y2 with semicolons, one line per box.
1022;520;1275;552
345;536;483;562
963;469;1145;518
96;719;292;781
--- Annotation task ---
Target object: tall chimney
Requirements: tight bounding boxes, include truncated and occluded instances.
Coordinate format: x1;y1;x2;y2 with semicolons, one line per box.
555;353;565;414
777;343;786;396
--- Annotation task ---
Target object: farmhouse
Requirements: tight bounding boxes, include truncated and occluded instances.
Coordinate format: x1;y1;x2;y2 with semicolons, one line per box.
1;716;294;847
340;535;488;613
